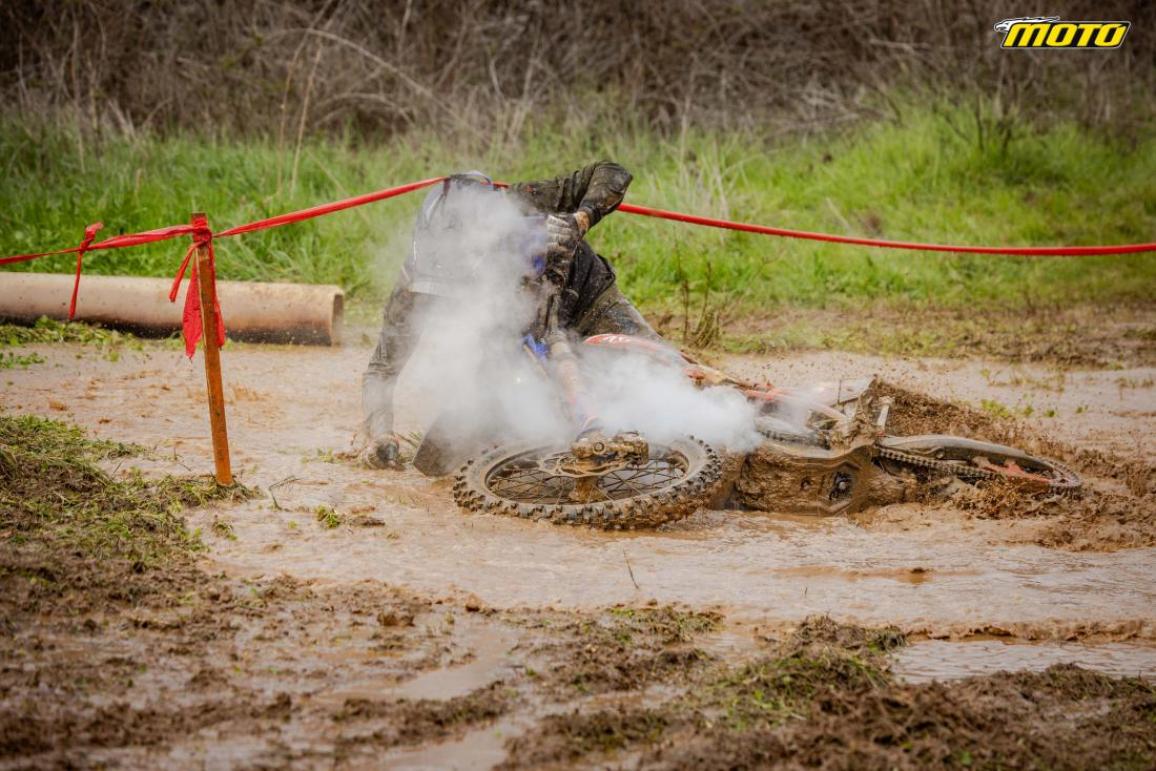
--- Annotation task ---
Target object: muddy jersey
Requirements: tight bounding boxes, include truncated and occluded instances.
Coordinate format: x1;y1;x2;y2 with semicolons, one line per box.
362;161;635;437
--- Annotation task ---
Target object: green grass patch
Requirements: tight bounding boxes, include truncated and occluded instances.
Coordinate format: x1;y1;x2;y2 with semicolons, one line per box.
0;316;145;365
315;505;342;529
0;351;44;369
1;100;1152;314
0;316;139;348
0;413;253;567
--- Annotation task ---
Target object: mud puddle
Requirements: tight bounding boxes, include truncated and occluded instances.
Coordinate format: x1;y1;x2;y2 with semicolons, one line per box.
383;717;521;770
393;617;520;700
893;639;1156;682
209;501;1156;636
4;341;1155;640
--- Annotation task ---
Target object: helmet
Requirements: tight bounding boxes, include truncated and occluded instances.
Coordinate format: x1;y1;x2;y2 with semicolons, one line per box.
405;171;496;297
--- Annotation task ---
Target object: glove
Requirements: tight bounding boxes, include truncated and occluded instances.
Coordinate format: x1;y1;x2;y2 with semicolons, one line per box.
543;211;589;286
362;432;404;469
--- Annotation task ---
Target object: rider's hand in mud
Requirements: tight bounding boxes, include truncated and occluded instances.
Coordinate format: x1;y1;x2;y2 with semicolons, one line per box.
363;434;404;469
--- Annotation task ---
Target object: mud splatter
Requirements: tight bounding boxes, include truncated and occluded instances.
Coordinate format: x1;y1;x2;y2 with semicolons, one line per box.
872;381;1156;550
502;617;1156;770
876;380;1155;494
721;304;1156;368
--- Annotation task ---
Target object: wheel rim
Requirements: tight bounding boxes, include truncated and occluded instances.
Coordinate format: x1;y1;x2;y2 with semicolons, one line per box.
484;447;690;505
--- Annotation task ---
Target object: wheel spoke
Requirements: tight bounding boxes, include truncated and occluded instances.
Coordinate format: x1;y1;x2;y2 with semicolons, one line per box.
603;472;647;497
484;447;690;504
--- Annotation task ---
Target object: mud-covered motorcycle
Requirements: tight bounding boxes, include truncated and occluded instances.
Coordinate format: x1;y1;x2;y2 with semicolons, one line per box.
410;214;1077;528
431;304;1080;529
729;373;1082;517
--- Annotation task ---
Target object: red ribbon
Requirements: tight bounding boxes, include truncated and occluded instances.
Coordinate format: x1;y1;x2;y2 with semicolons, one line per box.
0;178;448;355
615;203;1156;256
168;215;226;358
0;223;199;267
216;176;446;237
65;222;104;320
3;176;1153;270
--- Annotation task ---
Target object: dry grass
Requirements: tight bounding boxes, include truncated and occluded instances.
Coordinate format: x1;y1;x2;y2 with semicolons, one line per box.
2;0;1152;144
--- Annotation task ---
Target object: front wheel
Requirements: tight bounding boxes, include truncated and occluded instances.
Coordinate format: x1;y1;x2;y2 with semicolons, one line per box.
875;435;1081;492
453;437;723;529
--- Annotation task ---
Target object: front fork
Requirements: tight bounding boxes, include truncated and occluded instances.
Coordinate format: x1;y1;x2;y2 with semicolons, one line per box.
535;294;597;433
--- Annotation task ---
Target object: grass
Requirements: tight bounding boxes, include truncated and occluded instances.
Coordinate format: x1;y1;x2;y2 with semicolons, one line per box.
0;351;45;369
315;505;342;529
0;413;252;567
1;100;1153;318
0;316;143;362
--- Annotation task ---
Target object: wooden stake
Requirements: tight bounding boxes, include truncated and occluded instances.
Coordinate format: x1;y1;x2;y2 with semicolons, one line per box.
192;213;233;486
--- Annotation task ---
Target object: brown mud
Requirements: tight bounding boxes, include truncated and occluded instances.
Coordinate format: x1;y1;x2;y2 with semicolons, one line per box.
718;350;1156;551
717;303;1156;369
499;617;1156;770
2;338;1155;767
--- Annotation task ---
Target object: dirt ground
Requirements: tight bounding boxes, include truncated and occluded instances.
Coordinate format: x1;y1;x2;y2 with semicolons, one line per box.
2;333;1155;768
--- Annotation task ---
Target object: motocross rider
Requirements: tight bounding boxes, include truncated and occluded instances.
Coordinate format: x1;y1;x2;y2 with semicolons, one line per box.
361;161;658;468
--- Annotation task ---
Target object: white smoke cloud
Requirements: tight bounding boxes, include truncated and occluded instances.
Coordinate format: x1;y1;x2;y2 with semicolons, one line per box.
396;184;762;458
579;344;762;450
400;186;568;445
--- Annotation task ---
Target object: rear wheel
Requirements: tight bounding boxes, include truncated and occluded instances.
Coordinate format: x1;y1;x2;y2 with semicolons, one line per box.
453;436;722;529
875;435;1081;492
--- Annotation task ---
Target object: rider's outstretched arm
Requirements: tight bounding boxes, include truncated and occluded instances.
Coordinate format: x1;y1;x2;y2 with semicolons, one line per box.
509;160;633;231
510;161;633;293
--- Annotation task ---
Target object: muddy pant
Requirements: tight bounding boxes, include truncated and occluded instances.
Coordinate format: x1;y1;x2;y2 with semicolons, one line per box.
572;285;660;340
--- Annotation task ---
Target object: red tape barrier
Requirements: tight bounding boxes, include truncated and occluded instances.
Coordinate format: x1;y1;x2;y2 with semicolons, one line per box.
2;174;1153;356
615;203;1156;257
0;177;446;355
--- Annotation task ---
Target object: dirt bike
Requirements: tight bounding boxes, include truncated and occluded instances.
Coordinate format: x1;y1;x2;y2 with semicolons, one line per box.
730;377;1083;517
434;317;1081;528
429;299;725;529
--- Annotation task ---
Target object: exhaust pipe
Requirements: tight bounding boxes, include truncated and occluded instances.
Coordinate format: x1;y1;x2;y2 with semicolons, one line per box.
0;272;344;345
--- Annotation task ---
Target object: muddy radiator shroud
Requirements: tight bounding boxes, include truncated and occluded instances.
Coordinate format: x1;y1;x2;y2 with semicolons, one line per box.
733;441;906;516
0;272;344;345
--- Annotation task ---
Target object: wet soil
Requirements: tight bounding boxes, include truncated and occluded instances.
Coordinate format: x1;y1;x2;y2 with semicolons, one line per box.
717;302;1156;369
499;617;1156;770
2;336;1155;767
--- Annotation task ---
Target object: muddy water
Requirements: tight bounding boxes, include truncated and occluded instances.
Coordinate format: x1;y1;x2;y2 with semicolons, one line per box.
5;342;1155;646
392;618;519;700
382;718;522;771
719;350;1156;462
215;498;1156;633
894;640;1156;682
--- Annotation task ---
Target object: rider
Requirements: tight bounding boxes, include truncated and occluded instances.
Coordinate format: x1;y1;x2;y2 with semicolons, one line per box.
361;161;658;468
